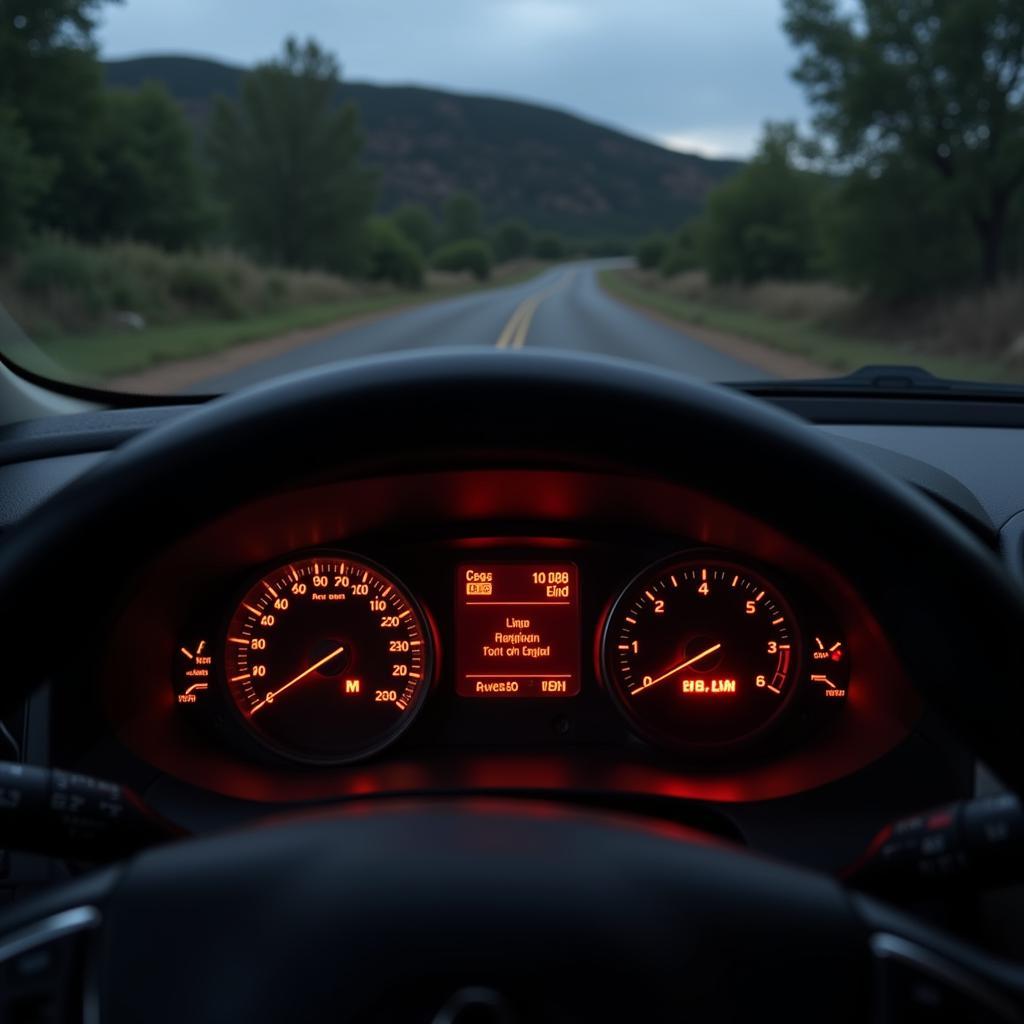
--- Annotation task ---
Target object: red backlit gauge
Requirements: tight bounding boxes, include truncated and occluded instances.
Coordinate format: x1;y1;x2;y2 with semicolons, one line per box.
602;557;801;750
223;554;432;763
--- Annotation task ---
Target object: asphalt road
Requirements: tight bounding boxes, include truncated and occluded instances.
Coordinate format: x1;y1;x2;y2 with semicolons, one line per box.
196;260;771;392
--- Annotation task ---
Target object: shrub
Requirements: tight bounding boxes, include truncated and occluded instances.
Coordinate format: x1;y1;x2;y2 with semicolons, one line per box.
660;245;699;277
431;239;493;281
492;220;533;262
702;124;825;285
18;238;94;295
263;273;289;306
365;219;425;289
168;262;241;318
15;237;105;315
391;203;437;256
585;238;630;257
533;233;566;260
442;191;483;242
635;233;669;270
2;237;374;339
659;224;701;277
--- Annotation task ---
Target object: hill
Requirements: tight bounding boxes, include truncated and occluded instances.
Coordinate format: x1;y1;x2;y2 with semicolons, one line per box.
103;56;740;240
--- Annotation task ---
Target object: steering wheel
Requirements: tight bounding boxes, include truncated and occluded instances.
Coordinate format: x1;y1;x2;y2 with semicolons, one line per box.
2;350;1024;1022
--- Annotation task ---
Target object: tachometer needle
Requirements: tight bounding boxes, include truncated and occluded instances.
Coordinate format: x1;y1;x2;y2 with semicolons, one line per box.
249;644;345;715
630;642;722;695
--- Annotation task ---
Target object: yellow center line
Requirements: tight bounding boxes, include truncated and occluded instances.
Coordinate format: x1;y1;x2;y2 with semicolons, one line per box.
494;269;576;349
508;293;544;350
494;303;526;349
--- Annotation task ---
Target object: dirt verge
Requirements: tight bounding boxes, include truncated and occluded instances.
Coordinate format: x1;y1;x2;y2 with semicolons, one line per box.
605;289;829;379
109;308;402;394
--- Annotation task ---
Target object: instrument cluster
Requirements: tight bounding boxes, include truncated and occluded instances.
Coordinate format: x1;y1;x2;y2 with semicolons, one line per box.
98;469;916;804
171;540;851;766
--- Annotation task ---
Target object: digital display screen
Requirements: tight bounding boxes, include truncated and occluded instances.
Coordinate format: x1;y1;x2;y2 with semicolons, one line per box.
456;564;580;697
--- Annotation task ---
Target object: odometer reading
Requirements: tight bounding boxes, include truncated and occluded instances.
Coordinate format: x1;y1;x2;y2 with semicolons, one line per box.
224;555;431;763
455;563;580;697
603;558;800;749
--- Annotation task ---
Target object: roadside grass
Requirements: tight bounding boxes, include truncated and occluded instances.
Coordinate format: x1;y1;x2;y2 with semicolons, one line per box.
15;257;547;379
600;269;1022;384
40;294;430;377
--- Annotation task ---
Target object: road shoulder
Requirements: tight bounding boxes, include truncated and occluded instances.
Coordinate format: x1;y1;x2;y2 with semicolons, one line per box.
109;308;400;394
598;273;830;379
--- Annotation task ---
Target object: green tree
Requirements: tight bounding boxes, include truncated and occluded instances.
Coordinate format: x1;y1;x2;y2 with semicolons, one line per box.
442;191;483;242
0;108;52;255
365;218;425;288
432;239;493;280
92;84;206;249
659;223;701;277
207;37;376;272
492;220;533;262
827;159;978;300
702;123;825;284
784;0;1024;286
635;233;669;270
1010;191;1024;276
533;232;566;260
585;238;630;258
391;203;437;255
0;0;117;237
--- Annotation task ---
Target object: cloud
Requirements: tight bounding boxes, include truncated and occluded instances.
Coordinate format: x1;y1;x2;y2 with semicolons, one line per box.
661;132;752;161
97;0;809;157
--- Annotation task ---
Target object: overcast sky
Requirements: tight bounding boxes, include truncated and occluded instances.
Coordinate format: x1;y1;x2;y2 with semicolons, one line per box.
97;0;809;159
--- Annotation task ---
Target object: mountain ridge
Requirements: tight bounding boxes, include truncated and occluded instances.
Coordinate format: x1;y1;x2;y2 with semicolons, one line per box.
103;55;741;239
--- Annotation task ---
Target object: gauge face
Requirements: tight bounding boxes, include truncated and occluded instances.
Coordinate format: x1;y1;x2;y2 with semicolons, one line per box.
224;555;432;763
602;558;800;749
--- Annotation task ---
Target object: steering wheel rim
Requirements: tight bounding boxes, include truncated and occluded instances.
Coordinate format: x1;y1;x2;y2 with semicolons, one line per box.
2;349;1024;1019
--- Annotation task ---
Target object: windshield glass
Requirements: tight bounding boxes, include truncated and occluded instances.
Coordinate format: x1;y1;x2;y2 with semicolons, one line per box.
1;0;1023;397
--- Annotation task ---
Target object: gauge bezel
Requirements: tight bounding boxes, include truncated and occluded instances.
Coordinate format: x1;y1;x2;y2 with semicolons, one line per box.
600;550;803;754
219;549;435;766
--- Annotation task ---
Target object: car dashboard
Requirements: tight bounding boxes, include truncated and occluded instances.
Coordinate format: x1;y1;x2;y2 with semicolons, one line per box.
3;399;1021;881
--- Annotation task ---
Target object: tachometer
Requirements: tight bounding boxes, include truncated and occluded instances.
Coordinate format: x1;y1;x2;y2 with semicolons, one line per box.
224;554;432;763
602;556;800;750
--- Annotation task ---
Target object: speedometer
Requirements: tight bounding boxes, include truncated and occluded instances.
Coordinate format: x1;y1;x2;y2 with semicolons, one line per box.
602;556;801;750
224;554;432;763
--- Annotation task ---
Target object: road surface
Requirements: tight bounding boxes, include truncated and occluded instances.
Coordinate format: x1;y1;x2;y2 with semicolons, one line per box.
195;260;772;392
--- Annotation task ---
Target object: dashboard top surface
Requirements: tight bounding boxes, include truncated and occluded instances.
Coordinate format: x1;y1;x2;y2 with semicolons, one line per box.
4;403;1024;533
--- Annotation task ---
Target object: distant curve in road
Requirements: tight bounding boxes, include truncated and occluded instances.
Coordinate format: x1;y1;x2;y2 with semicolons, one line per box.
193;260;771;393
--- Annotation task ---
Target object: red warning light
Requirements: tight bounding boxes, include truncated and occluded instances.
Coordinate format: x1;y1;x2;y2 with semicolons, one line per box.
813;637;845;663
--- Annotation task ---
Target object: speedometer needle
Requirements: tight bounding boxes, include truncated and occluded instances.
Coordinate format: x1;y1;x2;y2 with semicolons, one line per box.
249;644;345;715
629;642;722;695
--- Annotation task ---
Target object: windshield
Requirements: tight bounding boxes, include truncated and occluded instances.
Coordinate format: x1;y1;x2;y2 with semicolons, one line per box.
1;0;1023;398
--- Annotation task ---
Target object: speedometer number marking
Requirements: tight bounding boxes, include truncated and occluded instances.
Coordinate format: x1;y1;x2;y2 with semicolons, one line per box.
223;555;431;763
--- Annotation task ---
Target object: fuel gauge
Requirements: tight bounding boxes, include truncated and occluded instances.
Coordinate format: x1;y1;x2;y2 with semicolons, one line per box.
808;636;849;700
175;638;214;707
